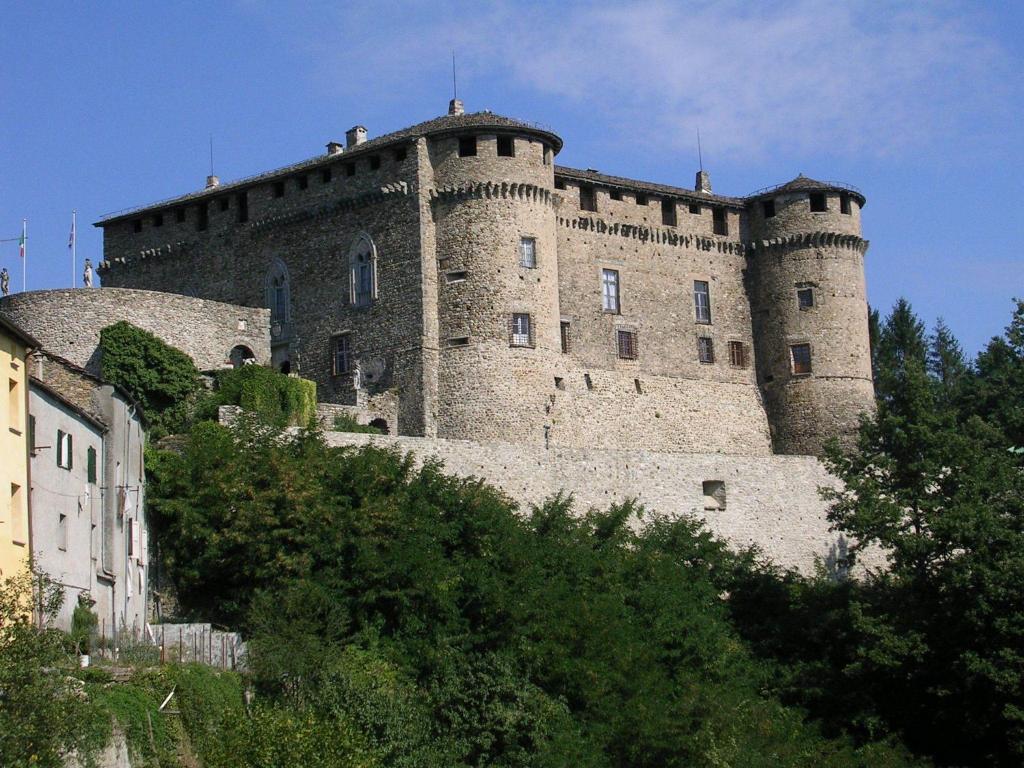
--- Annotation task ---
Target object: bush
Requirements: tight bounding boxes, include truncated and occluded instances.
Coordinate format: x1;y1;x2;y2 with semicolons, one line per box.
209;365;317;427
332;412;383;434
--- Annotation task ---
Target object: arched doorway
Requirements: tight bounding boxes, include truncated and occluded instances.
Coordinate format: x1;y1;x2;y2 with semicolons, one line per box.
369;417;389;434
229;345;256;368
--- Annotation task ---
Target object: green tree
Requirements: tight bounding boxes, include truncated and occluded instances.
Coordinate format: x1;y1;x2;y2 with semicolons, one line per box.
927;317;968;405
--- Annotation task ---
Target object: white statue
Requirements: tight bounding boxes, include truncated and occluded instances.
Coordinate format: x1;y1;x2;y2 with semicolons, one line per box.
0;267;8;296
352;360;362;391
82;259;93;288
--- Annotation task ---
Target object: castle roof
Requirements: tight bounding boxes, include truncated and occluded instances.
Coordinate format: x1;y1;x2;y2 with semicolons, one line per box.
747;174;866;206
555;166;746;208
95;110;562;226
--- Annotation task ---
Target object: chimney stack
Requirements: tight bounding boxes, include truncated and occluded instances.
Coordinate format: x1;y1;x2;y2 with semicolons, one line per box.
326;141;344;156
345;126;367;148
448;98;465;116
206;175;220;189
695;170;712;194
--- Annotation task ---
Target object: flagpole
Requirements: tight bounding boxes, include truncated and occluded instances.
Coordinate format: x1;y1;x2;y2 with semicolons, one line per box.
21;219;26;293
71;210;77;288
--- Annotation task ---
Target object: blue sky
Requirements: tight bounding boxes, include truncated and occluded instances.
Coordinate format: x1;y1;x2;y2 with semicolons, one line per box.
2;1;1021;355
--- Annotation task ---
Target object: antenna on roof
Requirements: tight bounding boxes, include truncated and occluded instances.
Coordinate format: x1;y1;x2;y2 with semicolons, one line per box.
209;134;214;176
452;50;458;100
697;128;703;172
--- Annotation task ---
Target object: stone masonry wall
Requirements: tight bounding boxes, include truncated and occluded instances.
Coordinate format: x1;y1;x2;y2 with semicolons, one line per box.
324;431;855;573
0;289;270;376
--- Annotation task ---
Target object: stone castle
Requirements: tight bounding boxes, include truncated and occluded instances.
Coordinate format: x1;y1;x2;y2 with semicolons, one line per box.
92;99;874;459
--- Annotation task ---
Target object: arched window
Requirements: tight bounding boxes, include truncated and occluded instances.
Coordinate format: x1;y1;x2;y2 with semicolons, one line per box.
265;258;291;323
348;234;378;307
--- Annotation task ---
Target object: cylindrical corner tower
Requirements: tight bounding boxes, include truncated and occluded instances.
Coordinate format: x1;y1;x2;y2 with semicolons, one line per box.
747;176;875;455
426;114;563;445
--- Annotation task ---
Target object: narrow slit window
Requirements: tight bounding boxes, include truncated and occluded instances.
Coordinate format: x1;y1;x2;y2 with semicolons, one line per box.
602;269;620;313
196;204;208;231
693;280;711;324
236;192;249;223
446;270;468;283
332;334;352;376
560;321;571;354
584;373;593;390
791;343;812;374
617;329;638;360
496;136;515;157
458;136;477;157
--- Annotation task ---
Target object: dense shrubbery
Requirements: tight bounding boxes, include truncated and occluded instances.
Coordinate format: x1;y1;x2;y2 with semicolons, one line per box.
99;321;201;438
148;415;918;766
207;364;317;427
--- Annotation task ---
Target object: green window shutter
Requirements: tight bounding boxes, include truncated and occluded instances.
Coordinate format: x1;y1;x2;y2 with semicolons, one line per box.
87;447;97;484
56;430;64;467
67;434;73;470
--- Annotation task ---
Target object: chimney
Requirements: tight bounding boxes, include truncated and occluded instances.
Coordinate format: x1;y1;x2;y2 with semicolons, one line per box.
695;170;712;194
206;175;220;189
345;125;367;148
448;98;465;116
326;141;344;156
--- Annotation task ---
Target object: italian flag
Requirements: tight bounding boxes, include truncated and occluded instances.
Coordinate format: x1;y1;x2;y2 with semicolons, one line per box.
18;229;25;259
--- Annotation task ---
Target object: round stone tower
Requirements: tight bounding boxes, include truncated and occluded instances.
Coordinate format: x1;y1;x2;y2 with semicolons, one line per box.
746;176;875;455
426;104;563;445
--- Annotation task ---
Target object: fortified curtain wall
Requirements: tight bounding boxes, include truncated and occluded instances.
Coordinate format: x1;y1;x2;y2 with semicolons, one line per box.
324;431;855;573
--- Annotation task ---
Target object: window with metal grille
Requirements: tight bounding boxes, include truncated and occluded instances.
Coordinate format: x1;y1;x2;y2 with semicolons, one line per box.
510;314;533;347
791;343;812;374
712;207;728;235
661;198;677;226
797;288;814;309
579;185;597;212
617;329;638;360
693;280;711;324
560;321;571;354
333;334;352;375
458;136;477;157
697;336;714;364
519;237;536;268
602;269;620;313
728;341;746;367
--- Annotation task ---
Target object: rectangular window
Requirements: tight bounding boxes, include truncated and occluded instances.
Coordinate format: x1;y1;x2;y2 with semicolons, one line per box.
712;207;728;235
703;480;726;511
697;336;715;364
762;199;776;218
153;212;163;227
797;288;814;309
661;198;677;226
519;237;536;268
840;193;851;215
8;378;19;432
132;219;142;233
369;156;381;170
332;334;351;376
543;146;552;166
321;167;332;183
175;208;186;223
354;262;373;307
446;270;468;283
635;193;648;206
58;514;68;551
579;185;597;212
496;136;515;157
617;329;638;360
28;414;35;454
10;483;24;544
510;313;533;347
693;280;711;324
458;136;477;157
609;189;622;201
560;321;571;354
87;446;97;484
728;341;746;368
602;269;620;313
56;429;73;470
273;181;285;198
297;175;308;190
809;193;827;212
554;178;566;190
218;197;229;211
394;147;408;162
688;203;701;214
345;163;356;177
791;343;812;374
236;192;249;223
197;203;208;231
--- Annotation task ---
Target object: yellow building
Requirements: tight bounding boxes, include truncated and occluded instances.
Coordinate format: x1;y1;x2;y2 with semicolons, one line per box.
1;313;37;583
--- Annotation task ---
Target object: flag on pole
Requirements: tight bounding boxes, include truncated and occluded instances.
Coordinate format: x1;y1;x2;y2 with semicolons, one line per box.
18;229;25;259
68;215;75;250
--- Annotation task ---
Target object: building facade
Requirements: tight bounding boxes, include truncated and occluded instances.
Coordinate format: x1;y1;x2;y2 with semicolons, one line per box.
0;314;36;584
95;101;874;457
28;351;148;633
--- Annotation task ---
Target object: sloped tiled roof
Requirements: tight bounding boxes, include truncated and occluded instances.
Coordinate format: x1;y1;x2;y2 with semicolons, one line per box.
747;174;866;206
554;166;745;207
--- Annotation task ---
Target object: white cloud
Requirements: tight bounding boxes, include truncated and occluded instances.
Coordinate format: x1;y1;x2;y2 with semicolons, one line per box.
255;0;1016;161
